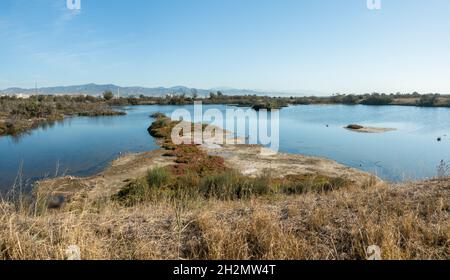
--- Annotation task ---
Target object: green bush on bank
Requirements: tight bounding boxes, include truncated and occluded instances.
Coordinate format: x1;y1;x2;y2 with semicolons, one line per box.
417;94;439;107
113;164;354;207
361;94;393;105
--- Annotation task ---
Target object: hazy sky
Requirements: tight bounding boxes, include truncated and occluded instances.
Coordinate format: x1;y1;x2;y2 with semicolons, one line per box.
1;0;449;94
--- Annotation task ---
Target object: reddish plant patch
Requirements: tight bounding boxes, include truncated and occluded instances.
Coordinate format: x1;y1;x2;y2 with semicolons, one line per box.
149;114;228;177
169;144;228;176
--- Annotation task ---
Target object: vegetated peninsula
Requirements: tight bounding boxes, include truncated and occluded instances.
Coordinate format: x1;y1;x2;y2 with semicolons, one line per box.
1;113;447;260
0;92;125;137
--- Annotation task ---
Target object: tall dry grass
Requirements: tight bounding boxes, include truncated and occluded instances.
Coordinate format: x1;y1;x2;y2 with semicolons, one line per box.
1;176;448;260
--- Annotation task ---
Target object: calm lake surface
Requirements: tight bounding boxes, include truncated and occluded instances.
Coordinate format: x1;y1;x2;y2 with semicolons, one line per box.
1;104;449;191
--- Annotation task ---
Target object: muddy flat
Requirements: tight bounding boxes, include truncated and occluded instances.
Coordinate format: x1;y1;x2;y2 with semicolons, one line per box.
204;144;381;189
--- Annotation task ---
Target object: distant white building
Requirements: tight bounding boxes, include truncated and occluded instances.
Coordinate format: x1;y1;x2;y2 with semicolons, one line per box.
14;93;31;99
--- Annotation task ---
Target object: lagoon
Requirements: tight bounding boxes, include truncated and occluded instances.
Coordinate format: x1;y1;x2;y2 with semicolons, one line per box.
1;104;449;191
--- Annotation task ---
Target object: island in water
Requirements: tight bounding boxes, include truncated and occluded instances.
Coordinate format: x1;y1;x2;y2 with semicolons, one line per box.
345;124;397;133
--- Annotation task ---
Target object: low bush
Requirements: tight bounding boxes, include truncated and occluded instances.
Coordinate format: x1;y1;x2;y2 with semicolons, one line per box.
0;122;6;135
417;94;438;107
115;170;272;203
78;110;126;117
150;112;167;119
113;178;150;206
147;167;173;188
280;174;349;194
361;94;393;105
347;124;364;130
342;94;359;105
199;171;252;200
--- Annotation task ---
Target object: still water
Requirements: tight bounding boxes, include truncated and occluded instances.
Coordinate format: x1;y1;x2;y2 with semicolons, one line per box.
1;104;449;191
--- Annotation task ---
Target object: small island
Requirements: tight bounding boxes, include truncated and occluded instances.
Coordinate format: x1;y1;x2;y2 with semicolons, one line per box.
345;124;396;133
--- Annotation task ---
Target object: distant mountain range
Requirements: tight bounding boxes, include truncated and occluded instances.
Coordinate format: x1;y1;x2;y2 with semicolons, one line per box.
0;83;324;97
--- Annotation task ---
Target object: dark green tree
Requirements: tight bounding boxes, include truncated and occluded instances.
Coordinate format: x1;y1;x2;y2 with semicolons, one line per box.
103;91;114;101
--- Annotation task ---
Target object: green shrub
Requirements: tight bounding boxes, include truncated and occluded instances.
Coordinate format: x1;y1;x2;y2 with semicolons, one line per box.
417;94;438;107
252;100;287;111
103;91;114;101
0;122;6;135
200;171;238;199
113;178;150;206
85;95;97;102
342;94;359;105
114;168;173;206
5;122;19;135
199;171;270;200
147;118;174;138
127;98;139;105
150;112;166;119
171;172;202;199
361;94;393;105
113;169;353;206
281;175;348;195
147;167;172;188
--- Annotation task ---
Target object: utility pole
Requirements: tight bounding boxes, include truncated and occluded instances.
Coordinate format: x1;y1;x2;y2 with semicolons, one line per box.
117;88;120;99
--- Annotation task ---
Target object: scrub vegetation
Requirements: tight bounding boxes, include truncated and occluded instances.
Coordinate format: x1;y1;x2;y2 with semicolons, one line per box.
0;95;125;136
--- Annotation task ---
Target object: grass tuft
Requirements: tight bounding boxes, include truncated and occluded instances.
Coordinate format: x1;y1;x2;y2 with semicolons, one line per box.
147;167;173;188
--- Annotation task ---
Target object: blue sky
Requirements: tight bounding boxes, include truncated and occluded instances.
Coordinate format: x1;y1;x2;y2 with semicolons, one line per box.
1;0;449;94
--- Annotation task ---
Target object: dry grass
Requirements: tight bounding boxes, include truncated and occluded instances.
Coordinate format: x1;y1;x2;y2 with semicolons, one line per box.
1;177;448;260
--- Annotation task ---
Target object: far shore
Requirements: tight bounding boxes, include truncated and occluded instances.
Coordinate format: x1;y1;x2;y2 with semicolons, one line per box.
2;92;450;137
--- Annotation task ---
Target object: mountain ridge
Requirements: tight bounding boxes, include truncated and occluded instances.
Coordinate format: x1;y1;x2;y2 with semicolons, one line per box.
0;84;322;97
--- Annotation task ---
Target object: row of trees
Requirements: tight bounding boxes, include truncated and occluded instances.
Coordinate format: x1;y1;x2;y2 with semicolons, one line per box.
417;94;439;107
328;93;447;106
329;93;393;105
94;90;450;107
